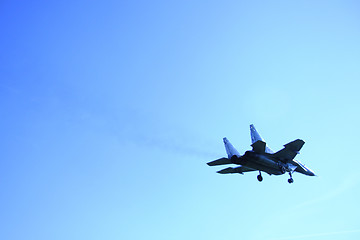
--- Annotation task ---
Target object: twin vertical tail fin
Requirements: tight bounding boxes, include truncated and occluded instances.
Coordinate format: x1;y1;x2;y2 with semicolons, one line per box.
210;125;265;165
250;124;274;153
223;125;265;158
250;124;264;143
206;138;240;166
223;137;240;158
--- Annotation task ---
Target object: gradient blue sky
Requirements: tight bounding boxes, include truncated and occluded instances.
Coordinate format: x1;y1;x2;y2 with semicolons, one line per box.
1;1;360;239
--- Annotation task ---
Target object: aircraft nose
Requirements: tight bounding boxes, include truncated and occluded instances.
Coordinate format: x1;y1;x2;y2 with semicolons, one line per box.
308;170;316;176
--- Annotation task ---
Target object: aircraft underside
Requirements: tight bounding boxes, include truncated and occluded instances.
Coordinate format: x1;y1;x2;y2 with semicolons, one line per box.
230;152;295;183
207;124;315;184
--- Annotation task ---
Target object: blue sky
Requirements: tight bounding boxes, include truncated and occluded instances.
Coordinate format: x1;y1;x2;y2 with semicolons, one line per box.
1;1;360;239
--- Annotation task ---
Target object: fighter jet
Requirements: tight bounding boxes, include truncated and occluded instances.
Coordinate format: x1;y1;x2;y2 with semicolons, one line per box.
207;124;315;183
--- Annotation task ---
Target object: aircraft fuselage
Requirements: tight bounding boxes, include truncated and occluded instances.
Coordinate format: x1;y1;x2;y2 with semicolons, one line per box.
232;151;285;175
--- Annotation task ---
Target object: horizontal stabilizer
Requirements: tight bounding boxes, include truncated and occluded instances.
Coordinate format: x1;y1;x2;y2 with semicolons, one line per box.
274;139;305;162
217;166;255;174
284;139;305;152
207;157;232;166
251;140;266;153
218;167;242;174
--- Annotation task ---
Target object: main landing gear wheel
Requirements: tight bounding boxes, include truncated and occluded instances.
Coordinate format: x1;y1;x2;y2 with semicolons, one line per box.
257;172;263;182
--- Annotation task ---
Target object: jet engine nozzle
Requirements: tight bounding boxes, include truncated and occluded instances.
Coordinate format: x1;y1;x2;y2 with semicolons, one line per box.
230;155;239;163
231;155;247;165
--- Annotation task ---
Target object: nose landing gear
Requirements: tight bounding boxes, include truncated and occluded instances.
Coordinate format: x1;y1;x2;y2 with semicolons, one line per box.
257;171;263;182
288;172;294;184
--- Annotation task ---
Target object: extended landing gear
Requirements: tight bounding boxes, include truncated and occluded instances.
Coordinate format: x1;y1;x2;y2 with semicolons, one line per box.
257;171;263;182
288;172;294;184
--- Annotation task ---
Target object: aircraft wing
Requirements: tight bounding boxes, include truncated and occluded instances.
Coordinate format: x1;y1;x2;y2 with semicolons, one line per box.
273;139;305;162
217;166;256;174
207;157;232;166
